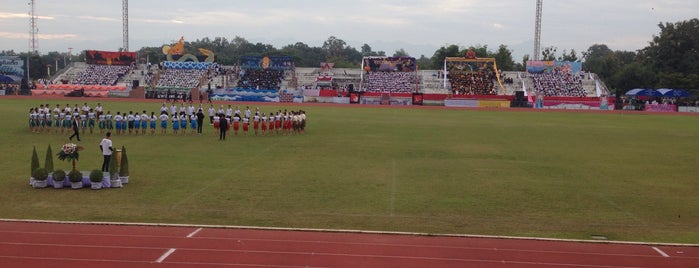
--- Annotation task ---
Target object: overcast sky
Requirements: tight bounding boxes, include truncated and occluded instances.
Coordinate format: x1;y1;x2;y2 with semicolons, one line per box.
1;0;697;61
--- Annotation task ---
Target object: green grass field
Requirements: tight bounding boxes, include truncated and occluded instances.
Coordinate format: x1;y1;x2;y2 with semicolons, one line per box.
2;98;698;244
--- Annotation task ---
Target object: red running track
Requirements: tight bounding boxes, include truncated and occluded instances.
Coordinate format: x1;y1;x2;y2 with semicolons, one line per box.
0;220;698;267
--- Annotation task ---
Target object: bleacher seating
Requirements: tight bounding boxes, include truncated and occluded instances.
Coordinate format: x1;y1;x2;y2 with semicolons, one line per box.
155;68;206;89
530;73;585;97
365;72;416;93
72;64;131;85
236;69;283;90
447;71;497;95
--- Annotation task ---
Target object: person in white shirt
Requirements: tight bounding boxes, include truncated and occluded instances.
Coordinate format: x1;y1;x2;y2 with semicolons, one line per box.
99;132;114;172
113;112;124;135
208;105;216;125
187;104;195;116
95;103;103;117
140;111;149;135
226;105;233;118
105;111;113;132
170;104;177;116
159;112;169;135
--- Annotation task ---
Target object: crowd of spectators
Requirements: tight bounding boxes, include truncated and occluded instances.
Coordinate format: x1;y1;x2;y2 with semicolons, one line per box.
365;72;416;93
530;73;586;97
72;64;131;85
448;71;497;95
236;69;284;90
155;68;206;89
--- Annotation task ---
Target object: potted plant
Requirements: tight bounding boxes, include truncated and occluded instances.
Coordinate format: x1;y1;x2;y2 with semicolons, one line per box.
89;169;104;190
30;146;40;186
108;150;122;188
68;169;83;189
119;146;129;184
45;144;54;173
52;169;66;189
32;167;49;188
56;143;83;172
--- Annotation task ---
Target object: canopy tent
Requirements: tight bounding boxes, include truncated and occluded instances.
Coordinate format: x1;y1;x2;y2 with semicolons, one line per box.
656;88;690;98
625;88;662;97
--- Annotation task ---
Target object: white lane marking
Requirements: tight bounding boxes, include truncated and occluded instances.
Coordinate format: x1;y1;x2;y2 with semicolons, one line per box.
155;248;176;263
187;228;202;238
652;247;669;258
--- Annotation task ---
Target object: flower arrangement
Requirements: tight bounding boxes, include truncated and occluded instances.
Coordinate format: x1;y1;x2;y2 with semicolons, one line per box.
57;143;84;171
57;143;80;161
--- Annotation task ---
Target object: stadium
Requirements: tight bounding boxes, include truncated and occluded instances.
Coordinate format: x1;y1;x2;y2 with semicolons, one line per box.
2;1;699;267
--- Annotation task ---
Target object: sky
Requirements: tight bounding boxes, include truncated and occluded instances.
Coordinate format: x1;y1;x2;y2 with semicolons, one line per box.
1;0;697;62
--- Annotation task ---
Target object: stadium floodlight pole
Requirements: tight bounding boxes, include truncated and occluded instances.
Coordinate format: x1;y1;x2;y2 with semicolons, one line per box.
122;0;129;52
533;0;543;61
27;0;39;83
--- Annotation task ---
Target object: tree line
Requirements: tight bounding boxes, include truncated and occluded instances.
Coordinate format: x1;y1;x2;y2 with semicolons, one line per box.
3;19;697;96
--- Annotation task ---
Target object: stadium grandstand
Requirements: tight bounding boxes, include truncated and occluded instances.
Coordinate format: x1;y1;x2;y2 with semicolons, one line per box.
443;55;504;96
360;57;418;93
23;45;614;110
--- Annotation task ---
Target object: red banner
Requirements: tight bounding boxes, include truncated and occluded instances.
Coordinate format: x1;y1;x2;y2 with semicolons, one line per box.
85;50;136;66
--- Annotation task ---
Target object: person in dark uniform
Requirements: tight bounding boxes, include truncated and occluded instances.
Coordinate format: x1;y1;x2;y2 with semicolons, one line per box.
219;113;228;140
196;108;205;134
69;116;81;141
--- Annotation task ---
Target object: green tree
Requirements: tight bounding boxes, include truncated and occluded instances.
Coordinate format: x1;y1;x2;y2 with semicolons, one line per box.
493;44;515;71
559;49;579;62
322;36;347;58
541;46;557;61
583;44;616;81
645;19;699;75
393;48;410;57
431;44;461;69
416;55;431;70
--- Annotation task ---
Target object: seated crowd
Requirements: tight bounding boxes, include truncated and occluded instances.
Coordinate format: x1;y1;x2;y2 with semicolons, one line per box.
365;72;416;93
448;71;497;95
236;69;284;90
155;68;206;89
530;72;585;97
72;64;131;85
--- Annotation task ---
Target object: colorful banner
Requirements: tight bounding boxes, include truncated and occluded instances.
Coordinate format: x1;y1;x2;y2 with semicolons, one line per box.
0;56;24;83
163;61;213;70
526;61;582;74
240;56;294;70
363;57;416;72
85;50;136;66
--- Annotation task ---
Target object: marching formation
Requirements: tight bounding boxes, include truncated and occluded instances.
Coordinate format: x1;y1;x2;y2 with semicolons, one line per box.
27;102;307;140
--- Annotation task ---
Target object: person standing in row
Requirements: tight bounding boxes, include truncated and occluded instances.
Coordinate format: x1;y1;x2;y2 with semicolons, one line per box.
99;132;114;172
196;108;205;134
219;113;229;141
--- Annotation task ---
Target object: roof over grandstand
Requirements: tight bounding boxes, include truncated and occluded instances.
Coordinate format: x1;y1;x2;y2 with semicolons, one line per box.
2;1;698;61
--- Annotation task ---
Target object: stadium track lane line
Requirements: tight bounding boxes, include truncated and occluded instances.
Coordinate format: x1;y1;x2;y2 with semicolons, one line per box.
2;220;699;267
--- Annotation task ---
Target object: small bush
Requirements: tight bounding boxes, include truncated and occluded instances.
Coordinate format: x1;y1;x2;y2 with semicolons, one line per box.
32;168;49;181
119;146;129;176
45;144;54;172
89;169;104;183
52;169;66;182
31;146;40;177
68;170;83;183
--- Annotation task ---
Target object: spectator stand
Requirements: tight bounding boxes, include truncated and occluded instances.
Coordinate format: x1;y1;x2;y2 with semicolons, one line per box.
0;56;24;95
211;56;294;103
359;57;418;106
145;61;212;100
32;50;136;98
443;57;506;96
